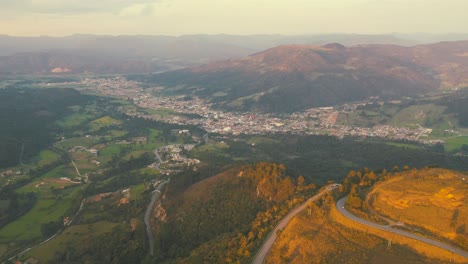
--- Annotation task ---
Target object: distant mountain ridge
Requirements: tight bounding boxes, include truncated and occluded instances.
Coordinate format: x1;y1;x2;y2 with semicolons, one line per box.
0;33;458;75
144;41;468;113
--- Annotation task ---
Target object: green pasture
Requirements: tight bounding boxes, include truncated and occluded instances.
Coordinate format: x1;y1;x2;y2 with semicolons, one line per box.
0;186;85;242
129;184;147;201
55;137;100;150
89;116;121;131
32;150;61;167
389;104;448;128
247;136;280;145
55;113;94;128
385;142;421;150
27;221;119;263
99;144;126;158
445;136;468;152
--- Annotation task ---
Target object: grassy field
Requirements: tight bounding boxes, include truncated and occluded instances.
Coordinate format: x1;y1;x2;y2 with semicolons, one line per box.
122;150;149;161
74;159;98;174
26;221;119;263
133;167;159;177
368;168;467;249
388;104;448;128
147;128;162;144
0;185;84;242
385;142;422;150
129;183;147;201
0;88;190;261
19;166;68;189
55;137;100;150
444;136;468;152
0;164;84;243
79;191;126;224
89;116;122;131
55;113;94;128
145;108;180;117
195;142;230;153
32;150;61;167
337;105;400;127
0;86;176;261
106;129;128;139
246;136;280;145
99;144;125;158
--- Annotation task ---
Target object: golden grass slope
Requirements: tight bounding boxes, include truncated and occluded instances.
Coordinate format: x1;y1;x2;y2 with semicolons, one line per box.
267;200;454;264
368;168;467;247
329;202;466;263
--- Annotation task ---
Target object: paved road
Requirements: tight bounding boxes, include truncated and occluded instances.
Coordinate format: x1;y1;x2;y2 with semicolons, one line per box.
144;180;169;256
71;159;88;182
153;149;163;170
251;184;340;264
336;197;468;259
71;160;82;177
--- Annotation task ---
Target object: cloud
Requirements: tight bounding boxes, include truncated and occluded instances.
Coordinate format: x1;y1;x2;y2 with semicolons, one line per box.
119;3;156;17
0;0;162;14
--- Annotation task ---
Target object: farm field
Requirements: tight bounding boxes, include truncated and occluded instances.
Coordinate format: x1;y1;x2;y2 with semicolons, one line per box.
444;136;468;152
27;221;120;263
0;88;186;262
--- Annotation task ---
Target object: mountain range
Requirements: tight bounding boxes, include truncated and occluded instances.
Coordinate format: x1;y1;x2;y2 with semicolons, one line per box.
146;41;468;112
1;33;467;75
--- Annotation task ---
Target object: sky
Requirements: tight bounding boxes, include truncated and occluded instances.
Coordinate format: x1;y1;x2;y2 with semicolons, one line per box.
1;0;468;36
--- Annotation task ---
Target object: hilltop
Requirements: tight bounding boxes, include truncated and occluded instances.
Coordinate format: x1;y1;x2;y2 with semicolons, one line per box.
150;162;315;263
145;41;468;113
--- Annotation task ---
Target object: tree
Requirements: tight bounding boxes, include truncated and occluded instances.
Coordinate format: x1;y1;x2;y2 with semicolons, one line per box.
339;185;345;193
348;195;362;209
348;184;362;209
297;176;305;186
461;144;468;152
381;169;388;176
41;220;62;237
365;171;377;185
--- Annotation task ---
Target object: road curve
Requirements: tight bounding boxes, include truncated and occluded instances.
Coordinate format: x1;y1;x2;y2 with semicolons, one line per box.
144;180;169;256
336;197;468;259
252;184;340;264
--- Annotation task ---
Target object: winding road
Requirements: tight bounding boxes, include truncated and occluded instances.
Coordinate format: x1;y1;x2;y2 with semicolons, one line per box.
153;149;164;169
144;180;169;256
251;184;340;264
336;197;468;259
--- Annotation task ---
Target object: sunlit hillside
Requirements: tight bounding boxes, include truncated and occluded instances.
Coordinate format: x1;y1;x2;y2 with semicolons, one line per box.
267;196;450;264
368;168;467;249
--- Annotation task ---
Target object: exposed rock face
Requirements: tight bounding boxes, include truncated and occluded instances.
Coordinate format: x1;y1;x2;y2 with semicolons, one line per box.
154;202;167;223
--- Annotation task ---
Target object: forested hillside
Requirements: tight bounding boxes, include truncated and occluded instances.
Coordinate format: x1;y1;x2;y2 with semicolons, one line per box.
152;162;314;263
0;88;86;168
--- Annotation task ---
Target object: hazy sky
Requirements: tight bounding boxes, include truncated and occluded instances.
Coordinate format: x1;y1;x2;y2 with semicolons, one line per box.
1;0;467;36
